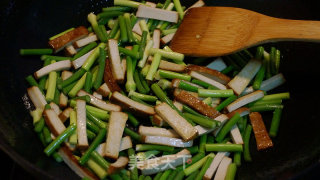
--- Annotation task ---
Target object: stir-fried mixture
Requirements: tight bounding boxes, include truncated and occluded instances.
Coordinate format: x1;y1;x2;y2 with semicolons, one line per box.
21;0;289;179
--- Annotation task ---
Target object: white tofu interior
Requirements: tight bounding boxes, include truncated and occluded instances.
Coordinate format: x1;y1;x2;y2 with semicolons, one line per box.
155;103;198;141
136;5;179;23
59;93;68;108
105;112;128;159
195;125;216;136
65;45;77;56
72;49;94;69
161;33;175;44
230;125;243;144
74;35;98;48
44;109;66;136
93;92;103;100
190;71;227;90
213;114;229;136
144;136;193;147
214;156;232;180
204;151;230;180
76;100;88;148
27;86;47;109
119;136;133;151
132;19;143;35
96;136;132;156
152;29;161;49
185;0;205;12
49;102;61;115
227;59;262;95
35;60;71;79
242;73;286;95
112;91;155;115
97;83;111;97
77;90;121;111
139;125;180;138
108;39;124;82
226;90;264;112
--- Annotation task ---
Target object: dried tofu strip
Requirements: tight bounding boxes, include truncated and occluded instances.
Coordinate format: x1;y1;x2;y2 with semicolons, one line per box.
34;60;71;79
59;93;68;108
108;39;124;83
96;136;133;157
107;156;129;175
174;90;221;119
230;125;243;144
105;112;128;159
214;156;232;180
227;59;262;95
173;101;183;111
139;125;180;138
132;19;144;35
95;144;105;156
27;86;47;109
143;136;193;147
242;73;286;95
136;5;179;23
59;107;73;123
186;64;231;85
48;26;89;53
153;29;161;49
205;114;243;144
72;49;94;69
211;98;221;107
77;90;121;111
145;1;157;7
73;34;98;48
161;33;175;44
226;90;264;112
249;112;273;151
104;59;122;92
49;102;61;115
96;83;111;97
65;45;77;56
43;109;66;136
92;92;103;100
155;102;198;141
195;125;216;136
227;107;250;119
148;58;186;72
185;0;205;12
151;114;168;127
110;91;155;116
61;70;73;81
213;114;229;136
190;71;227;90
204;151;230;180
119;136;133;151
172;79;202;89
76;100;88;149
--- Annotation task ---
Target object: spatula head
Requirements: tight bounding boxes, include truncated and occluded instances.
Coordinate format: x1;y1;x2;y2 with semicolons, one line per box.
170;7;261;57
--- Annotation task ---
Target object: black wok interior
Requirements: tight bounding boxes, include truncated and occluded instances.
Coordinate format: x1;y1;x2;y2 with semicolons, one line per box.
0;0;320;179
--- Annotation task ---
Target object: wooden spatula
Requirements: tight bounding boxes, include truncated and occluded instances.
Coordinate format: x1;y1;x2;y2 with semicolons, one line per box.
170;7;320;57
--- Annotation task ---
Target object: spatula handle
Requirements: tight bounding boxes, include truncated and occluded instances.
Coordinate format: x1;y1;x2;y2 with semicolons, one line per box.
256;16;320;42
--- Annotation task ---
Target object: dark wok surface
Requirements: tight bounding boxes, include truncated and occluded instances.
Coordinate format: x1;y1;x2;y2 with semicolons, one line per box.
0;0;320;179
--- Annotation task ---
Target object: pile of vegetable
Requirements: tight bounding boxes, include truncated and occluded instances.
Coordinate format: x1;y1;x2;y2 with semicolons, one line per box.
21;0;290;179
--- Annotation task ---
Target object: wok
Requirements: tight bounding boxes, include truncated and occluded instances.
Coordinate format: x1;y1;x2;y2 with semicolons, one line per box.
0;0;319;179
